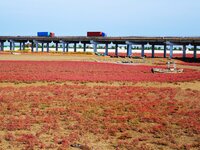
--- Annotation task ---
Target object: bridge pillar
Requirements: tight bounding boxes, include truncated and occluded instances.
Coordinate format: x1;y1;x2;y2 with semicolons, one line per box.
0;42;4;51
152;44;155;58
65;43;69;52
183;45;186;58
83;43;86;52
55;43;58;52
61;41;69;52
164;44;167;58
105;43;109;56
41;43;44;52
23;42;26;50
66;43;69;52
126;41;133;57
10;42;12;50
19;42;22;50
9;40;15;51
94;43;97;53
169;44;173;59
12;41;15;51
31;41;34;52
115;44;118;56
141;44;145;57
34;40;39;52
193;45;197;59
47;43;50;52
62;42;65;52
74;43;77;52
90;41;98;53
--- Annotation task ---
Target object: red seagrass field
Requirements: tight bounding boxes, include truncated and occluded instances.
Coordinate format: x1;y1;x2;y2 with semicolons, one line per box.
0;53;200;150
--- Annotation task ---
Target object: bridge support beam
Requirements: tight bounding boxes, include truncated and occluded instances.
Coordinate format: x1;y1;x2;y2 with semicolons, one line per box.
83;43;86;52
126;41;133;57
193;45;197;59
105;43;109;56
47;43;50;52
166;41;174;59
152;45;155;58
74;43;77;52
141;44;145;57
9;40;15;51
66;43;69;52
169;44;173;59
55;43;59;52
0;42;4;51
61;41;69;52
31;41;34;52
115;44;118;56
183;45;186;58
23;42;26;50
62;42;65;52
10;42;12;50
41;43;44;52
19;42;22;50
90;41;98;53
164;44;167;58
33;40;39;52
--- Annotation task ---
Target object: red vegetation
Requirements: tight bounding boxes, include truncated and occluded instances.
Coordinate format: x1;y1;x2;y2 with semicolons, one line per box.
0;61;200;82
0;60;200;149
0;84;200;149
107;52;200;58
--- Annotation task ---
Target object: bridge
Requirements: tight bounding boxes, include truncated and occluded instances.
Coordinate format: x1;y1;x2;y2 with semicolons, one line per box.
0;36;200;58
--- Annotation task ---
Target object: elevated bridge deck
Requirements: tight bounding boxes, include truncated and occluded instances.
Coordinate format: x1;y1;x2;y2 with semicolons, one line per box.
0;36;200;58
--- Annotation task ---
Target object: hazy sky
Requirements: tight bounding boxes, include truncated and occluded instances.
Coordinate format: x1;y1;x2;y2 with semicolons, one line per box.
0;0;200;36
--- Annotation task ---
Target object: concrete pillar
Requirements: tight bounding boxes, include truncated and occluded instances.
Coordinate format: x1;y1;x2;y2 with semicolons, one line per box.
20;43;22;50
56;43;58;52
62;42;65;52
127;44;132;57
193;45;197;59
152;44;155;58
115;44;118;56
47;43;49;52
141;44;145;57
10;42;13;50
83;43;86;52
74;43;77;52
183;45;186;58
169;44;173;59
41;43;44;52
90;41;98;53
23;42;26;50
0;42;4;51
105;43;108;56
93;43;97;53
35;41;38;52
66;43;69;52
164;44;167;58
31;42;34;52
12;42;15;51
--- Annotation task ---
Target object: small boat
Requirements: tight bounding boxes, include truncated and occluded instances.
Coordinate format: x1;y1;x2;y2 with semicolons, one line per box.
152;61;183;73
152;68;183;73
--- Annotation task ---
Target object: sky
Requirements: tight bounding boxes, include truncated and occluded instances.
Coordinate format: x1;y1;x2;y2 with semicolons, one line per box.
0;0;200;36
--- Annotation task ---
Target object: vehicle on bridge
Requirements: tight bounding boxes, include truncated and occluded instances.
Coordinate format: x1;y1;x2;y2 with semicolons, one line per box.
87;32;107;37
37;32;55;37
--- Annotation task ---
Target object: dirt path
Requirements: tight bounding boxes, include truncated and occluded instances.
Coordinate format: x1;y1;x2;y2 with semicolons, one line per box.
1;81;200;91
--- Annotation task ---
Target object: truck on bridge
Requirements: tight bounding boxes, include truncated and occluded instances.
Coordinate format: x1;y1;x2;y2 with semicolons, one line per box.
37;32;55;37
